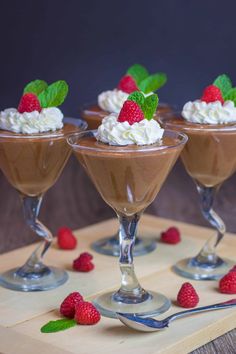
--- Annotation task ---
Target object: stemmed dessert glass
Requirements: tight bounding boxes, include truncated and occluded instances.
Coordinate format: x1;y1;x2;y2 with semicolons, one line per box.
68;129;187;318
0;118;87;291
160;112;236;280
81;102;173;257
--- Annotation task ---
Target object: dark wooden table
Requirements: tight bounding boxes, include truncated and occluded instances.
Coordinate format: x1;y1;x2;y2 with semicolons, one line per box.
0;156;235;353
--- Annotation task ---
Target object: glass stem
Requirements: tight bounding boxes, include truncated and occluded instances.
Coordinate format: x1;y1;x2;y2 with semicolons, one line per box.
194;183;225;266
17;195;52;277
112;213;151;304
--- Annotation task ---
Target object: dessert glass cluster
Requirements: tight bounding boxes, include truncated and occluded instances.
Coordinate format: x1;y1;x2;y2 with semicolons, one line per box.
0;80;87;291
160;74;236;280
68;92;187;317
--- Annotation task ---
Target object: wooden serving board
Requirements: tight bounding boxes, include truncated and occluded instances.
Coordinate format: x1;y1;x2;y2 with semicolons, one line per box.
0;215;236;354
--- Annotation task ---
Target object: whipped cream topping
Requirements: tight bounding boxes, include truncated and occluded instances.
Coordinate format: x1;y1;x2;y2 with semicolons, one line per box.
0;107;64;134
182;100;236;124
98;89;128;113
97;114;164;146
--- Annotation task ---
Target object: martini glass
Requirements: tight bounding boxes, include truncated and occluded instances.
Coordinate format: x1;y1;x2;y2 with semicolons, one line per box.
68;129;187;318
81;102;173;257
0;118;87;291
160;112;236;280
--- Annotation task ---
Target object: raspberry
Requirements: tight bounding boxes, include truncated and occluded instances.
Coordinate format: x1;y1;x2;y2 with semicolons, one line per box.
73;253;95;272
57;227;77;250
177;282;199;308
60;292;83;318
118;100;144;125
117;75;139;94
75;301;101;325
219;272;236;294
201;85;224;104
161;227;181;244
18;93;42;113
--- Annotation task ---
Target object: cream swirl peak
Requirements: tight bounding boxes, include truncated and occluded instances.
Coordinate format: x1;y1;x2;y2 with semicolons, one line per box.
0;79;69;134
182;74;236;124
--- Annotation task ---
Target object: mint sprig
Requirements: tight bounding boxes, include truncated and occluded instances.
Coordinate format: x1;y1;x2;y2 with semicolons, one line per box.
24;80;48;96
41;319;76;333
38;80;68;108
139;73;167;94
213;74;232;98
127;64;149;84
224;88;236;105
128;91;158;120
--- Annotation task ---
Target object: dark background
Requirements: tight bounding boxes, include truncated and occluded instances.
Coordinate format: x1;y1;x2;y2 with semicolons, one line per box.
1;0;236;252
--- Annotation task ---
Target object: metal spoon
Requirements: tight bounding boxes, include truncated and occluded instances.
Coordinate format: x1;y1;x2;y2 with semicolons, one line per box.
116;299;236;332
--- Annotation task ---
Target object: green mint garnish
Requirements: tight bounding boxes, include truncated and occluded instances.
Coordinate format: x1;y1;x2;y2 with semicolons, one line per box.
128;91;145;107
128;91;158;120
224;88;236;105
127;64;149;84
41;319;76;333
38;80;68;108
213;74;232;98
23;80;48;96
139;73;167;94
142;94;159;120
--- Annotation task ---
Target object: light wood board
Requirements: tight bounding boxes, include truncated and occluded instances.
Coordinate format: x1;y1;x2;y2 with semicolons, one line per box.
0;215;236;354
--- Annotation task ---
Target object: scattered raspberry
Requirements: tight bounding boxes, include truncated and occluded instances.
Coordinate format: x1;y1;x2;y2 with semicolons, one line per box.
18;93;42;113
73;253;95;272
177;282;199;308
57;227;77;250
161;227;181;244
219;272;236;294
60;292;84;318
118;100;144;125
75;301;101;325
229;265;236;273
201;85;224;104
117;75;139;94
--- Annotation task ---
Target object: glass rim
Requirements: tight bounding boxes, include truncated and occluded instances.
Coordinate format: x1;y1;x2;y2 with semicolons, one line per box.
159;110;236;132
0;117;88;139
67;129;188;153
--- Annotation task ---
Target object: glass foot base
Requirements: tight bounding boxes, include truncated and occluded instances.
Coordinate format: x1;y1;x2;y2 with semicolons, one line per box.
93;290;171;318
0;266;68;291
173;257;235;280
91;235;157;257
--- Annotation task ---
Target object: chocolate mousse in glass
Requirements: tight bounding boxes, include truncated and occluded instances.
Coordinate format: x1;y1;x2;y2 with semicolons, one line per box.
160;74;236;280
68;92;187;318
0;80;87;291
82;65;172;257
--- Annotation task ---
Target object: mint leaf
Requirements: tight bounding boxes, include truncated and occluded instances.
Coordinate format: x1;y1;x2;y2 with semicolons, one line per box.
142;94;159;120
127;64;149;84
128;91;145;108
224;88;236;105
38;80;68;108
41;319;76;333
24;80;48;95
213;74;232;97
139;73;167;93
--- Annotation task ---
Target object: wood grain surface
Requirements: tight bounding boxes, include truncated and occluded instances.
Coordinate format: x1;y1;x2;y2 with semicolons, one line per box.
0;156;236;353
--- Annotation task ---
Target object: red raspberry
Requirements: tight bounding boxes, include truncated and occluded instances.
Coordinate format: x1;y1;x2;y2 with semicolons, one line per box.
219;272;236;294
117;75;139;94
201;85;224;104
60;292;83;318
118;100;144;125
18;93;42;113
161;227;181;244
75;301;101;325
177;282;199;308
73;253;95;272
57;227;77;250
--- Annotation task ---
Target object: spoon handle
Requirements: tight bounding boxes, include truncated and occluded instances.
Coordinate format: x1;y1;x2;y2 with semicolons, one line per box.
166;299;236;323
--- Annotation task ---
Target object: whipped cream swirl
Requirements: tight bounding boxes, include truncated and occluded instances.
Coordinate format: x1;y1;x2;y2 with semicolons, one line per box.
0;107;64;134
97;114;164;146
98;89;128;113
182;100;236;124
